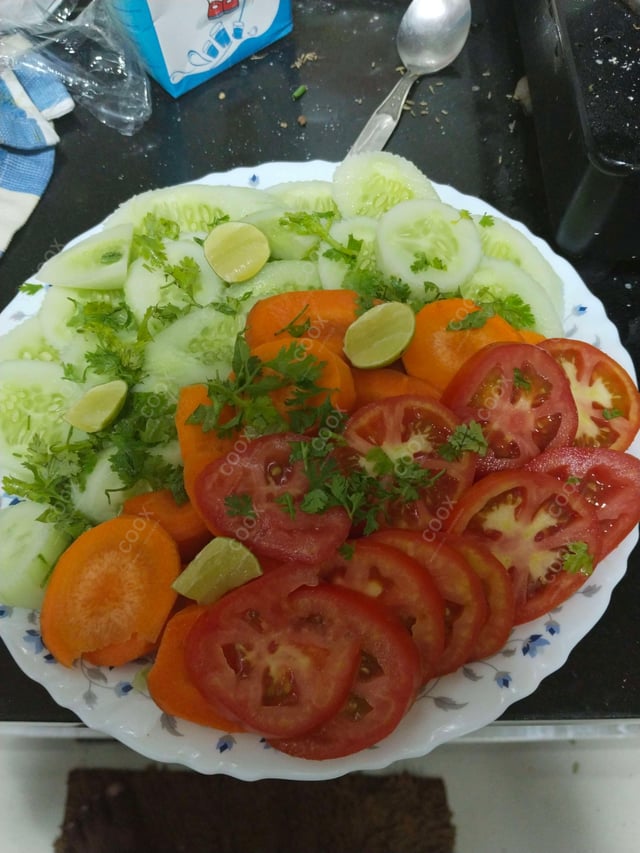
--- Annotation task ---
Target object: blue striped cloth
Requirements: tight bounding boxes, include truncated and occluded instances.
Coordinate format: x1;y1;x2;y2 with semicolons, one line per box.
0;46;74;257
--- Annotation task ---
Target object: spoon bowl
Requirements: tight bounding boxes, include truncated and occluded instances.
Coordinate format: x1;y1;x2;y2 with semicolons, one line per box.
349;0;472;155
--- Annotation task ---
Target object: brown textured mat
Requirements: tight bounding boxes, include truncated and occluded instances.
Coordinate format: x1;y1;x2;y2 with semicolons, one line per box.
54;768;455;853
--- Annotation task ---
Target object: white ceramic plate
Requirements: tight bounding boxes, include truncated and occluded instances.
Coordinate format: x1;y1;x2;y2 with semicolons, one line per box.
1;161;638;781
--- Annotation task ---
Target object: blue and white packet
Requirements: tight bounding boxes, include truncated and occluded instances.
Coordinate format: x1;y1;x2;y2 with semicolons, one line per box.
0;36;74;256
111;0;293;98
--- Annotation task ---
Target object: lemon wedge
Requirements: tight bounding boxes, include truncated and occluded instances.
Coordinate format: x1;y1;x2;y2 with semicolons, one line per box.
172;536;262;604
203;221;270;282
343;301;416;369
64;379;128;433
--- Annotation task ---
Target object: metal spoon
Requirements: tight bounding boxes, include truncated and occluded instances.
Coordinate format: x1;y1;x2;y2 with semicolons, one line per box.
348;0;472;155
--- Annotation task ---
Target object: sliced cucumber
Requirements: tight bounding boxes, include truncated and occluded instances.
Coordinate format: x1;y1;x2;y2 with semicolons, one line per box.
106;184;276;233
460;256;564;337
37;224;133;290
332;151;439;218
376;199;482;294
0;500;71;609
0;360;84;477
38;285;126;352
225;260;322;311
0;315;59;363
266;180;338;214
70;447;142;523
242;206;319;260
138;305;244;394
317;216;378;290
124;238;224;324
473;214;565;318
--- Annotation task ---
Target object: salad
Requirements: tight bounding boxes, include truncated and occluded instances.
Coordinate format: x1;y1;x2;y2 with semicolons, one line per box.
1;152;639;765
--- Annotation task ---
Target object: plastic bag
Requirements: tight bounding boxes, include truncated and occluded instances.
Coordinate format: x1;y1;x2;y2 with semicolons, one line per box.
0;0;152;135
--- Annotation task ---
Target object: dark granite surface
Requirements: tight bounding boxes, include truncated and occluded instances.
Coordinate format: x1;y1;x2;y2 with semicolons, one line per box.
1;0;639;727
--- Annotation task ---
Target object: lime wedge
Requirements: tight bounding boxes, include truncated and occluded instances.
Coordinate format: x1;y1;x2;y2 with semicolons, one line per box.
172;536;262;604
343;301;416;368
64;379;128;433
203;221;270;283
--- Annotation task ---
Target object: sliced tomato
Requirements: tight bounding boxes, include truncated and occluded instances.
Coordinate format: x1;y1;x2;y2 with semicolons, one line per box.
342;394;477;530
445;469;603;625
184;564;360;738
441;342;578;476
269;584;421;760
445;535;516;660
368;528;488;675
192;433;351;563
525;446;640;558
317;538;446;684
539;337;640;451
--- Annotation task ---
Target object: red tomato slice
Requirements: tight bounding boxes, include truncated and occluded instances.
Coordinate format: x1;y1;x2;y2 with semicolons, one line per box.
317;538;446;684
342;394;477;530
192;433;351;563
525;446;640;558
441;342;578;476
184;565;360;738
445;469;603;625
368;528;489;676
539;338;640;451
445;535;516;660
269;584;421;760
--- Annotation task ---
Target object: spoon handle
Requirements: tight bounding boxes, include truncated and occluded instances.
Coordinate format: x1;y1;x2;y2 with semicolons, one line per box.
348;71;421;156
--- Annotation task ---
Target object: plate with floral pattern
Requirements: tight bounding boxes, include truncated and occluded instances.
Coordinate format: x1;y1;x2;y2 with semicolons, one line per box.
0;161;638;781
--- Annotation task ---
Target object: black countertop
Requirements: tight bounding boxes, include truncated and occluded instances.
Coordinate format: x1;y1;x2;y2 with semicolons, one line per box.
1;0;639;727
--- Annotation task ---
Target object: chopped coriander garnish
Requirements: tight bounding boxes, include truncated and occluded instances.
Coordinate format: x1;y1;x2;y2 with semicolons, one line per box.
438;422;488;461
602;408;623;420
224;493;256;519
562;541;594;576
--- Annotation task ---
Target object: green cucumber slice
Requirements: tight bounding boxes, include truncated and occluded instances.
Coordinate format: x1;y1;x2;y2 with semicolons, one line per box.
473;214;565;318
224;260;322;311
265;180;338;214
375;199;482;294
124;238;224;324
332;151;439;218
0;500;71;609
138;305;244;395
0;360;84;477
38;285;126;352
317;216;378;290
37;224;133;290
106;184;276;233
70;447;141;523
0;315;60;363
242;206;319;260
460;256;564;337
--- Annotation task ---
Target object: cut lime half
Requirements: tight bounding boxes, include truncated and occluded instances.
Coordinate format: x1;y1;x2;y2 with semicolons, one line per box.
64;379;128;433
203;221;270;283
343;301;416;369
172;536;262;604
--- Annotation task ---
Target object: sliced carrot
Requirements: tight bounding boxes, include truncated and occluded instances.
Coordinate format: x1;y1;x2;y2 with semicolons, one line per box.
147;604;244;732
402;298;524;393
122;489;212;562
175;384;235;504
245;289;362;356
249;336;357;417
83;633;156;667
351;367;442;407
40;515;180;668
518;328;546;344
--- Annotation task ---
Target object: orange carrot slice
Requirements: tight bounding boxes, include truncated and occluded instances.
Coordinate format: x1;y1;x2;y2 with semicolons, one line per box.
123;489;212;562
249;336;357;417
351;367;441;407
40;515;181;667
245;289;362;356
402;298;524;393
147;604;243;732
